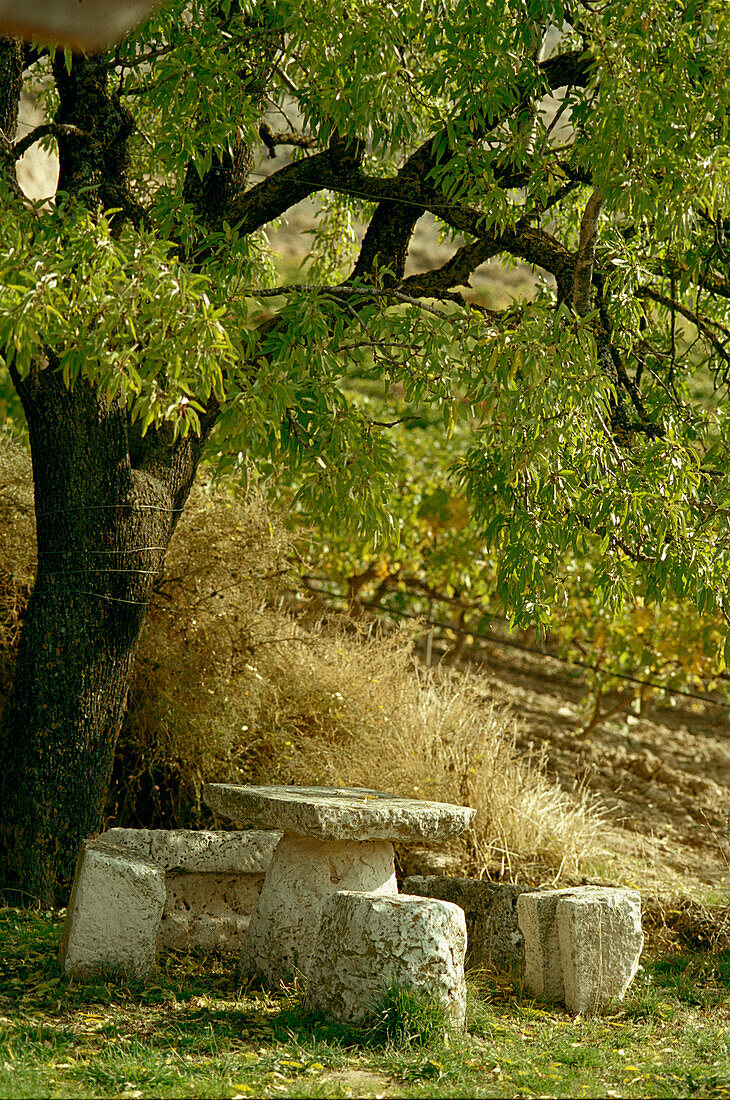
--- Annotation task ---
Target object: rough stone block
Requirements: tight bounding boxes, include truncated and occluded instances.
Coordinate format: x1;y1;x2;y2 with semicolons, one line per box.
244;833;398;984
306;890;467;1030
517;886;643;1013
516;890;565;1002
97;828;279;952
60;841;165;980
557;889;644;1014
402;875;526;974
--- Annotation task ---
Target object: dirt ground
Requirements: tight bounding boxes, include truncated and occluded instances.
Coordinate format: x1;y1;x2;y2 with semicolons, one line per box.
471;645;730;895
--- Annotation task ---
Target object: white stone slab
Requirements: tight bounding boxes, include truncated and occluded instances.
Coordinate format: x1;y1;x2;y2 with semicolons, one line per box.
98;828;280;873
204;784;475;842
60;841;166;980
306;891;467;1030
243;833;398;985
517;886;643;1013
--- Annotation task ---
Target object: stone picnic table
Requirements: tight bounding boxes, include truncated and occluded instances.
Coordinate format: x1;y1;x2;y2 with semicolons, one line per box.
204;783;475;984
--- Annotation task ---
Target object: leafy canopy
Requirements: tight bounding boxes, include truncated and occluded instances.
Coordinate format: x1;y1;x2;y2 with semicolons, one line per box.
2;0;730;649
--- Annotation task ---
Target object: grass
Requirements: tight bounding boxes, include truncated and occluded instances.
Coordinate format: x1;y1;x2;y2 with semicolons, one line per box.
2;908;730;1098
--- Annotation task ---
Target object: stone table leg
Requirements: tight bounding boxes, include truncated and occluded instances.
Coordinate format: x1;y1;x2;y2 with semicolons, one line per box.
242;831;398;985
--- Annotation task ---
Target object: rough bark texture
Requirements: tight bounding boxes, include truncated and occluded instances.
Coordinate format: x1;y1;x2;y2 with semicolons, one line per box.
0;36;23;193
0;359;212;904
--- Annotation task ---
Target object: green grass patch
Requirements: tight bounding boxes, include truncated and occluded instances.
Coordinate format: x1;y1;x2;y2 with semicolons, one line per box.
2;908;730;1098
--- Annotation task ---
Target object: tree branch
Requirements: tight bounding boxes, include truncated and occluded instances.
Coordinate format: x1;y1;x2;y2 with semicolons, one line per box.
11;122;87;161
636;286;730;367
258;120;317;158
572;187;604;314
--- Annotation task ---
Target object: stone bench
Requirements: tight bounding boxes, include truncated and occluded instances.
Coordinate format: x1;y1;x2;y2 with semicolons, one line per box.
60;828;280;980
204;783;476;985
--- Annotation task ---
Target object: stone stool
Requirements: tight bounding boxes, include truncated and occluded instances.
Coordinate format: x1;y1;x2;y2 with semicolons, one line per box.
60;840;166;980
306;890;467;1029
517;886;644;1014
204;783;475;985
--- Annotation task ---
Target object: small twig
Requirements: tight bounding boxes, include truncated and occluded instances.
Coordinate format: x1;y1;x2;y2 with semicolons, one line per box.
637;286;730;367
11;123;88;161
244;283;459;321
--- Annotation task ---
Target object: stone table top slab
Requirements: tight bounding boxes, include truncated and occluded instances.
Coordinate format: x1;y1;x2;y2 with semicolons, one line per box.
204;784;475;842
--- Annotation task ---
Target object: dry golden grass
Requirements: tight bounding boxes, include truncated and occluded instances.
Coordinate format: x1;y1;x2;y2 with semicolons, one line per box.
235;624;606;878
0;434;604;880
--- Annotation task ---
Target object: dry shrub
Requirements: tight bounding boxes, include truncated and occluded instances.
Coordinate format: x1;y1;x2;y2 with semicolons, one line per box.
116;471;603;880
0;435;604;879
642;894;730;954
234;626;604;879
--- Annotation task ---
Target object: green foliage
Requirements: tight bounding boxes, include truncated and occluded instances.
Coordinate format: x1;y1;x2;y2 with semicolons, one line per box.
5;0;730;633
362;982;451;1049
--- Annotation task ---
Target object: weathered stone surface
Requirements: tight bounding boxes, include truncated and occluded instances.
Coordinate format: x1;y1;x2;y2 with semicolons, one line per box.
557;889;644;1014
60;841;165;980
517;890;565;1002
94;828;279;953
403;875;526;974
98;828;280;873
306;890;467;1029
160;871;266;951
517;886;643;1013
204;784;475;842
243;832;398;984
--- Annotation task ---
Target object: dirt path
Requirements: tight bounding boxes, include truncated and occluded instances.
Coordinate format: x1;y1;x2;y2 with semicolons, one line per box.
474;647;730;892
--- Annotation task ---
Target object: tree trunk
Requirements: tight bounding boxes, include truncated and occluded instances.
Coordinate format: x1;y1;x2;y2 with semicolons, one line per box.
0;361;210;906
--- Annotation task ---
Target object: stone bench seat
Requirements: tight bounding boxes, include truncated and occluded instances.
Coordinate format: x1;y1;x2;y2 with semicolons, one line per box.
60;828;280;980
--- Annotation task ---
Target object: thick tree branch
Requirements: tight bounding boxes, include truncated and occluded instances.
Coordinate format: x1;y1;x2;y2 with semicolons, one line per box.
398;238;503;297
348;49;594;286
228;48;596;282
572;187;604;314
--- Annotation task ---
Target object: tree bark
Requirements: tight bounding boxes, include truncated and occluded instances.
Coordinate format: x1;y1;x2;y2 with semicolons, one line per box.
0;359;211;905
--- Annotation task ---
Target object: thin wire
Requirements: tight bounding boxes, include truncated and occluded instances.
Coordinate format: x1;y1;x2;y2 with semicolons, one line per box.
40;546;168;555
41;568;160;576
72;590;151;607
35;503;184;518
311;583;730;711
245;168;484;216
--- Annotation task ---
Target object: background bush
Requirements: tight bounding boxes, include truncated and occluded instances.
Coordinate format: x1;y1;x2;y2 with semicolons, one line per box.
0;433;603;878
